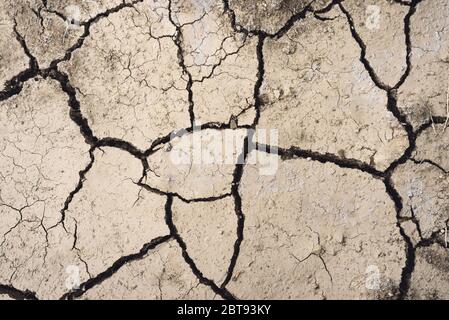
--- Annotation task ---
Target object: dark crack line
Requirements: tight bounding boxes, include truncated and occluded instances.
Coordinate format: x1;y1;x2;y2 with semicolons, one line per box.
164;195;236;300
138;177;232;204
167;0;196;128
382;115;448;299
1;0;145;102
404;156;449;251
338;0;422;91
193;37;249;84
255;137;421;300
0;22;40;102
338;0;435;299
416;219;449;250
394;0;423;90
409;205;424;242
256;143;384;178
47;69;98;146
143;122;251;157
49;147;96;231
222;0;313;39
12;19;39;69
49;0;145;69
60;234;172;300
383;91;416;175
124;122;252;168
1;0;439;301
393;0;412;6
338;2;389;91
338;0;422;133
271;1;314;40
383;177;415;300
1;0;306;301
0;67;39;102
221;133;254;288
1;0;149;137
0;284;38;300
221;0;311;128
410;158;449;175
314;0;342;16
96;137;145;160
251;34;266;128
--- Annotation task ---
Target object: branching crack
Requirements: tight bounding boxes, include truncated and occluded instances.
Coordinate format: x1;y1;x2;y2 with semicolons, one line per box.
0;0;444;300
60;234;172;300
164;195;236;300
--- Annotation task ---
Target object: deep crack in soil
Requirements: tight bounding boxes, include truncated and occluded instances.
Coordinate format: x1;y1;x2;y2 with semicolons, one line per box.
1;0;449;300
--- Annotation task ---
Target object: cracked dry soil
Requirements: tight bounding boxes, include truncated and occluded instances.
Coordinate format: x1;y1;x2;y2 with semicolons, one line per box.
0;0;449;300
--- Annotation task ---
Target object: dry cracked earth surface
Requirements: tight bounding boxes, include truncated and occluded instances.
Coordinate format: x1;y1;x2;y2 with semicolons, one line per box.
0;0;449;300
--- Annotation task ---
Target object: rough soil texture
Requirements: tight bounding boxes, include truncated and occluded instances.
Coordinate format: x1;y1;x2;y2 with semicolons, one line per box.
1;0;449;300
233;152;405;299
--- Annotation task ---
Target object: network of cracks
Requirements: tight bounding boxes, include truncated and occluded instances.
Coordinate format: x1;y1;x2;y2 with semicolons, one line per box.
0;0;449;300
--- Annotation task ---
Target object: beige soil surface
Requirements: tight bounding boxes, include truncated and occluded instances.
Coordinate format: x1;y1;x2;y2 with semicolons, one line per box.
0;0;448;300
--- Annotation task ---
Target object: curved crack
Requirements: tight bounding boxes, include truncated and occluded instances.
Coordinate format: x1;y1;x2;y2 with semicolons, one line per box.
50;147;96;230
221;134;253;288
164;195;236;300
60;234;172;300
0;284;38;300
0;0;445;300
